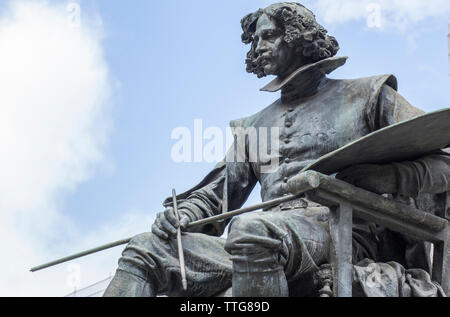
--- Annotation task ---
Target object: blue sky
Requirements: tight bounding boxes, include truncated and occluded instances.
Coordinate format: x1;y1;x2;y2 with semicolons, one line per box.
0;0;449;295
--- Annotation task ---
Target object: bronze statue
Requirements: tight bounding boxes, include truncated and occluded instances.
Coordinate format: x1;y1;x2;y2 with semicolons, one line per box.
103;2;450;297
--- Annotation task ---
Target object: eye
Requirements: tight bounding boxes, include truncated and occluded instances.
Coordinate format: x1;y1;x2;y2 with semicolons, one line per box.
263;30;278;40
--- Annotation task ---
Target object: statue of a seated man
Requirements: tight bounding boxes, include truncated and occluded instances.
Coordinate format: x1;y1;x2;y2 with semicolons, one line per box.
104;2;450;297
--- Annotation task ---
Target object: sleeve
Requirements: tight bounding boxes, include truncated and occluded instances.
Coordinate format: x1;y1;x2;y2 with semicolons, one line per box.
374;84;450;197
163;125;258;237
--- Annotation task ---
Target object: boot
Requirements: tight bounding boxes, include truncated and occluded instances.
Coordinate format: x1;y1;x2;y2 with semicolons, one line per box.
103;269;156;297
232;264;289;297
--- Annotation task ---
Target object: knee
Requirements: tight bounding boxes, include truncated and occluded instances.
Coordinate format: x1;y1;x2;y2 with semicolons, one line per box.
118;232;162;280
225;213;273;255
119;232;161;266
225;214;286;271
228;213;268;238
128;232;154;247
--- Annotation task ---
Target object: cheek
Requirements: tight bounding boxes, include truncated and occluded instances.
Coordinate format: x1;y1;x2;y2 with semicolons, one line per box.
282;47;293;60
271;39;284;56
274;40;291;60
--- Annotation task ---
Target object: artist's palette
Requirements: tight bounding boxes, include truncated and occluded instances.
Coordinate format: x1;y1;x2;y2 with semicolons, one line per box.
302;108;450;175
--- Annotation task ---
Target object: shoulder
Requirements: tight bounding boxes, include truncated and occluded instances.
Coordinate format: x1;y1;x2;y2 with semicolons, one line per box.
354;75;425;128
338;74;398;93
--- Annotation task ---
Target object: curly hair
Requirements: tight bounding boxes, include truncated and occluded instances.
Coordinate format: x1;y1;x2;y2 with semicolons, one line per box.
241;2;339;77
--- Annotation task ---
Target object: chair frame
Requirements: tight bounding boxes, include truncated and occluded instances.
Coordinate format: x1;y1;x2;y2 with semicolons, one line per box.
289;171;449;297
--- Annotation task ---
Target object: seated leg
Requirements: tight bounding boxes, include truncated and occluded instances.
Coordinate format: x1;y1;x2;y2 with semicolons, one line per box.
225;209;331;297
104;232;232;297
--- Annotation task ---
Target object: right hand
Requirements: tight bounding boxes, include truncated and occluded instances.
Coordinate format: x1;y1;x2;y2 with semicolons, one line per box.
151;208;190;240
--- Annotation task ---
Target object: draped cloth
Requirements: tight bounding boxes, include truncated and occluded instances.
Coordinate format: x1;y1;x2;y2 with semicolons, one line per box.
353;259;446;297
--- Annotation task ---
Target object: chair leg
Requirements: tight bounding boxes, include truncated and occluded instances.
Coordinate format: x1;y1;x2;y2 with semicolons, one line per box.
329;202;353;297
315;264;333;297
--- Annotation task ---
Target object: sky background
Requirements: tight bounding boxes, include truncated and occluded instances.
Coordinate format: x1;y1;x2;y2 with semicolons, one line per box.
0;0;449;296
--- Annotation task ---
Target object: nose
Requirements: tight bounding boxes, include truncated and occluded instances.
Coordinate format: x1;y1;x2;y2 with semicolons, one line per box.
255;38;268;55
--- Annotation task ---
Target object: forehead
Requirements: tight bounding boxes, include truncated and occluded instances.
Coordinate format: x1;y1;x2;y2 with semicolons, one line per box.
255;13;278;35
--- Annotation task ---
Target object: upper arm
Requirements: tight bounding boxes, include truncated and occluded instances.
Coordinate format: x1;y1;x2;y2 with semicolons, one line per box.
369;84;425;131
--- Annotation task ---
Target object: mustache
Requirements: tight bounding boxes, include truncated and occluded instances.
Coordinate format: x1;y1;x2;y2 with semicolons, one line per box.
245;50;273;78
254;51;273;66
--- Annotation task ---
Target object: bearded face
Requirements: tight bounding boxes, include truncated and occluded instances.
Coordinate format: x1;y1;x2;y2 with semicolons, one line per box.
242;4;340;79
250;13;297;78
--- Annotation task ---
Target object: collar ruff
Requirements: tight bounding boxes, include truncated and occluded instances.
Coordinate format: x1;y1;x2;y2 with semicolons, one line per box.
260;56;348;103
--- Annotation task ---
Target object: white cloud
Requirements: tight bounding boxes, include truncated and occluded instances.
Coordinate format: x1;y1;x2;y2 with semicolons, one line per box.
302;0;450;32
0;0;148;296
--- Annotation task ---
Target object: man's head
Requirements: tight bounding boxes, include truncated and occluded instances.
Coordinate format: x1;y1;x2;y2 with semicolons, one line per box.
241;2;339;78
